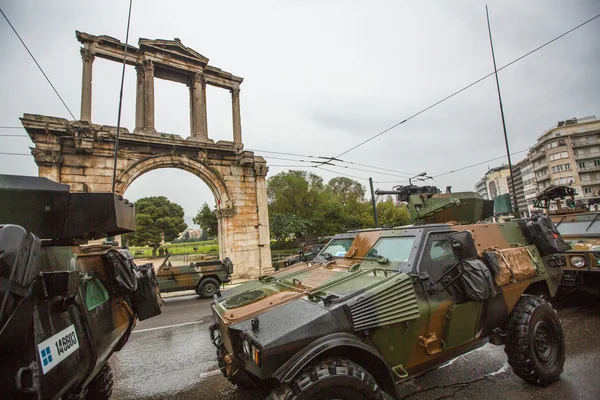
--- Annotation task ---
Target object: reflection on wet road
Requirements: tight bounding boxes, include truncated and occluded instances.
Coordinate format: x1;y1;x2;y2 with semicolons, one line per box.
110;292;600;400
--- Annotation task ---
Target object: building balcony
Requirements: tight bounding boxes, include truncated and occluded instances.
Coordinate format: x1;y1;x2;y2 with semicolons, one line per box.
530;150;546;161
536;175;551;182
532;161;547;171
572;137;600;147
578;165;600;173
580;179;600;186
574;152;600;161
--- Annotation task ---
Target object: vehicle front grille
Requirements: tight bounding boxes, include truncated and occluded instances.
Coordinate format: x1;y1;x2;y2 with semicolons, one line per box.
346;273;420;331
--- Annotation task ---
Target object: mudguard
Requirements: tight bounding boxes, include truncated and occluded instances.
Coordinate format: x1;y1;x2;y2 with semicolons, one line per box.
272;332;395;396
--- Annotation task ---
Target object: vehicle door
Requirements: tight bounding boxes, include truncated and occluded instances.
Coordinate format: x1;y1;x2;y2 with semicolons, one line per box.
418;231;481;356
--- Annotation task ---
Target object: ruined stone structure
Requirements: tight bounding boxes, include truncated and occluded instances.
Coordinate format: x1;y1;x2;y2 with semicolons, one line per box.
21;31;272;278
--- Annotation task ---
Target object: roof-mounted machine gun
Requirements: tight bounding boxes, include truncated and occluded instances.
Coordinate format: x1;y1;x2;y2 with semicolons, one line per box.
376;184;494;225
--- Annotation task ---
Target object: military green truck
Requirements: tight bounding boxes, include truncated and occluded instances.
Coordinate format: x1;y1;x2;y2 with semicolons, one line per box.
0;175;162;400
534;185;600;291
156;254;233;298
209;186;567;399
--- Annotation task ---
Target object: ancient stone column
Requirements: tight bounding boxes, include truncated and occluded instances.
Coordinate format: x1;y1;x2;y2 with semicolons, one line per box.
231;88;242;145
134;63;145;132
190;73;208;140
143;60;155;132
80;48;95;122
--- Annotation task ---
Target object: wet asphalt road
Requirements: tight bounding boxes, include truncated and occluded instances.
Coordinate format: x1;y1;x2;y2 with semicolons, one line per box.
110;291;600;400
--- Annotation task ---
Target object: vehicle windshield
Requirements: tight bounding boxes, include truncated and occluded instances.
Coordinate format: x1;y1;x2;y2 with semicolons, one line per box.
365;236;415;262
320;238;355;258
555;220;600;237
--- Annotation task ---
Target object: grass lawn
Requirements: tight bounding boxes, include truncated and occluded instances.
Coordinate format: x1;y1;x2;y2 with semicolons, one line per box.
129;240;218;258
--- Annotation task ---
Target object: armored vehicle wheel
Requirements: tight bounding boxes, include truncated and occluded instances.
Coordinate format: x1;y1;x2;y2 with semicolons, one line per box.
197;277;219;298
266;357;388;400
85;364;113;400
504;295;565;386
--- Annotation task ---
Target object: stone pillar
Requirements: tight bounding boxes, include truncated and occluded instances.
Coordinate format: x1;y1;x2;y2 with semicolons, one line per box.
80;48;95;122
142;60;155;132
254;163;273;275
231;88;242;145
190;73;208;140
134;63;145;132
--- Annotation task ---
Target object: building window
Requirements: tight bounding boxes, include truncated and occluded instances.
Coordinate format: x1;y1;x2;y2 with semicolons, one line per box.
579;162;587;168
584;188;593;194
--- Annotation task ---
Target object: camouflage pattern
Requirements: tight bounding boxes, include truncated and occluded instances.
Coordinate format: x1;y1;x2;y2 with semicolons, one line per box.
549;212;600;288
156;254;233;297
209;191;563;397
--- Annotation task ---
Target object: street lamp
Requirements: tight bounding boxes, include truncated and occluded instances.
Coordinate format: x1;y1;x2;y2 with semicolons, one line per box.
409;172;427;185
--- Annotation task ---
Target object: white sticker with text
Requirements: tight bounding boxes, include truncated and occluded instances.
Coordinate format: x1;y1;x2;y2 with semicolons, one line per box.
37;324;80;374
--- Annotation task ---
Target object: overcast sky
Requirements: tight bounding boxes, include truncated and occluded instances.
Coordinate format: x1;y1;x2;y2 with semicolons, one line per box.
1;0;599;227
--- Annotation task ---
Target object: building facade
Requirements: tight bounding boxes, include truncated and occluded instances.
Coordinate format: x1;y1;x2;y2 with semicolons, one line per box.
528;116;600;201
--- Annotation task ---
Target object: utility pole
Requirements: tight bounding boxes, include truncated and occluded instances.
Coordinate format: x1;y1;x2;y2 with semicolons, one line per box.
369;177;379;228
486;5;520;218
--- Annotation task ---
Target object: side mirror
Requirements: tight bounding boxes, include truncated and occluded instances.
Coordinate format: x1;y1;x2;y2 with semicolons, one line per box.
448;231;478;261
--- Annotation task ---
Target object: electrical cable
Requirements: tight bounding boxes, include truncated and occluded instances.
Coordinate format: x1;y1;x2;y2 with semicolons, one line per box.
0;134;28;137
0;152;30;156
0;126;24;129
334;12;600;159
0;8;78;121
431;148;529;178
250;148;415;176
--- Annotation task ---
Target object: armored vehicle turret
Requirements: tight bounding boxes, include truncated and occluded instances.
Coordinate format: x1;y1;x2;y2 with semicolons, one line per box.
209;186;568;399
0;175;162;400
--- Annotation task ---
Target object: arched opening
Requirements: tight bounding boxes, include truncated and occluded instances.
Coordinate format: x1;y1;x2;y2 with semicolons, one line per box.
119;159;231;267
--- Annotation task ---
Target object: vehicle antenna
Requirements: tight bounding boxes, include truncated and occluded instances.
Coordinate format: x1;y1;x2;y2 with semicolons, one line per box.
111;0;134;193
486;5;519;218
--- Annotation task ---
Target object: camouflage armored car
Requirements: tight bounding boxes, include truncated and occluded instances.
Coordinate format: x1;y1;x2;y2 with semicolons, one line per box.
0;175;162;400
209;187;567;399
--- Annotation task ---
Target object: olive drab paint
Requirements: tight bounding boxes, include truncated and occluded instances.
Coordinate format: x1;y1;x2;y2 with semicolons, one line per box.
209;190;565;398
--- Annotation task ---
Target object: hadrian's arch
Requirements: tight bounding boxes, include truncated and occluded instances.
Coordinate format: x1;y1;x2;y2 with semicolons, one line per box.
21;31;272;278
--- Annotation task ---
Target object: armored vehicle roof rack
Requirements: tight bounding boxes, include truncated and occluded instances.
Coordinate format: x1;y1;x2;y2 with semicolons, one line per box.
0;174;135;242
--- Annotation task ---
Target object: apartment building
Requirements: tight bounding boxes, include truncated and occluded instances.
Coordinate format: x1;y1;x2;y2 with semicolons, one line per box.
528;115;600;200
512;157;537;217
474;165;511;201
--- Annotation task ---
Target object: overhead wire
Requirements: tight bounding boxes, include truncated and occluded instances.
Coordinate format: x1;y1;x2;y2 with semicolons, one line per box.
431;148;529;178
333;12;600;159
249;148;415;177
0;7;78;121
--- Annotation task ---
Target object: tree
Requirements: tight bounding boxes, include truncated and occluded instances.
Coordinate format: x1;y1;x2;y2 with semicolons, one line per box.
326;177;366;205
267;170;325;219
376;197;411;228
125;196;187;257
193;202;218;238
270;213;311;246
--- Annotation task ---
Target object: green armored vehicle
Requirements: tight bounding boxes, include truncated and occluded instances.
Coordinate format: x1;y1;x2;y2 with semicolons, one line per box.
534;185;600;291
209;186;567;399
0;175;162;400
157;254;233;298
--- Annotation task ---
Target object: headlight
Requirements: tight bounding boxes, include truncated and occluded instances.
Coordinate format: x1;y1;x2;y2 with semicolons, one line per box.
242;339;252;355
570;256;586;268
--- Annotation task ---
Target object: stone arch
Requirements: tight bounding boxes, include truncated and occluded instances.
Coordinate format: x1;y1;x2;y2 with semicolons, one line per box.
115;154;232;209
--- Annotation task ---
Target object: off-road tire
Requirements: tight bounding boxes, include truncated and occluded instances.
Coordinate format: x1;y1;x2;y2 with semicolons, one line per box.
85;364;113;400
504;295;565;386
266;357;388;400
197;278;219;298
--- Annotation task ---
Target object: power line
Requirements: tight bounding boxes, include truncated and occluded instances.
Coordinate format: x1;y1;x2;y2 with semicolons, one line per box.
250;148;415;177
334;12;600;159
0;152;30;156
315;166;370;181
260;154;415;179
0;134;28;137
0;126;24;129
432;148;529;178
0;8;77;121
